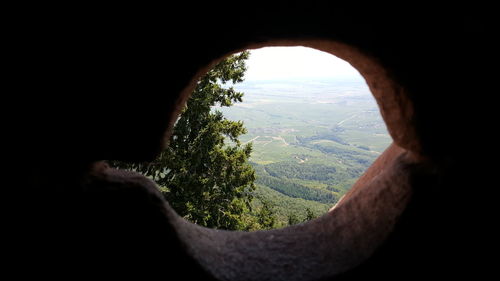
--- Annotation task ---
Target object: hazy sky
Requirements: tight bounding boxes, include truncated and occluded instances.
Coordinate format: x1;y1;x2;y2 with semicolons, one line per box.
244;46;363;81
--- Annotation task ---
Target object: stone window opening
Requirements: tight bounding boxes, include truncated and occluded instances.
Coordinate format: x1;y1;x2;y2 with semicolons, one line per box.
128;40;420;281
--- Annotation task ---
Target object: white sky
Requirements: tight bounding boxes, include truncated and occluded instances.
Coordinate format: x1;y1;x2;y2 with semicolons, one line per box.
244;46;363;81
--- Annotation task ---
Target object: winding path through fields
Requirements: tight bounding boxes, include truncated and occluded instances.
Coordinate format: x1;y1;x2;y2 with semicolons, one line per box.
243;136;260;144
336;114;357;126
276;135;289;146
244;135;289;146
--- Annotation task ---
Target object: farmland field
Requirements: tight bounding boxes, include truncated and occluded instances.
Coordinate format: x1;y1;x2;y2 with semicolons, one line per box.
217;78;392;227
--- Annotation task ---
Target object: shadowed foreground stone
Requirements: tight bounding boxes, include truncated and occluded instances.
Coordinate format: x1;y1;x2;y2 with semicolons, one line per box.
17;4;493;280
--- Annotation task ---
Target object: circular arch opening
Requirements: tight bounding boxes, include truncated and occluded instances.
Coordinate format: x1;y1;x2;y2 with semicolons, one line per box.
108;39;418;280
216;46;392;229
174;39;420;154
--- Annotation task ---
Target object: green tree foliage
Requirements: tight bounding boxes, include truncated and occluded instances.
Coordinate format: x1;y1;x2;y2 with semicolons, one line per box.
255;175;337;204
239;196;278;231
256;199;276;229
304;208;316;221
288;213;301;226
264;162;337;181
111;52;255;230
286;208;317;226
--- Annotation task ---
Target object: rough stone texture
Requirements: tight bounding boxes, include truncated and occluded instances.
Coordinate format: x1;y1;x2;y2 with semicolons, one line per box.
15;3;494;280
172;144;414;281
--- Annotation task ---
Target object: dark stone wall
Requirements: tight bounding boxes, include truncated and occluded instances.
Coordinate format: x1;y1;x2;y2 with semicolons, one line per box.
13;3;494;280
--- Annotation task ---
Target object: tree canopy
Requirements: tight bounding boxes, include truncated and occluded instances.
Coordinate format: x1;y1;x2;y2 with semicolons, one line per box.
112;51;256;230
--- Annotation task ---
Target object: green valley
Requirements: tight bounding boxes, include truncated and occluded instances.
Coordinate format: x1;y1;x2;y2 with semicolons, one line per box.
218;78;392;228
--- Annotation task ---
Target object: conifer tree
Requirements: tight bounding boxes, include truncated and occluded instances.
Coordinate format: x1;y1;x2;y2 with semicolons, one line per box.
112;52;255;230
